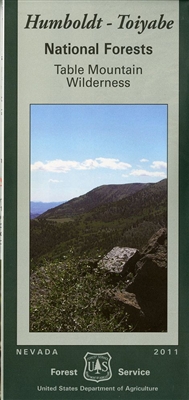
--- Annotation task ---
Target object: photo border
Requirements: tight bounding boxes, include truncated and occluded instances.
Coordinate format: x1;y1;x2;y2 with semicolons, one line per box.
19;102;178;345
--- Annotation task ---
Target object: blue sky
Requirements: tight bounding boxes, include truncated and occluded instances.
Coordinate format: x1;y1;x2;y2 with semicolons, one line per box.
31;104;167;202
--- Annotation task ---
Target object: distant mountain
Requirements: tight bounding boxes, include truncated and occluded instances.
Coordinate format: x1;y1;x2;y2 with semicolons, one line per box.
31;213;40;220
30;201;64;218
39;183;148;219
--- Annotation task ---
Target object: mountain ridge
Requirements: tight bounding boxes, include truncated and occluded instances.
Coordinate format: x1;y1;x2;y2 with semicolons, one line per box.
39;182;152;219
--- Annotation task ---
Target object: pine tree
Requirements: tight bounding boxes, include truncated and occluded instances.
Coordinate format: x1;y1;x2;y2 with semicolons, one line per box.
94;358;101;374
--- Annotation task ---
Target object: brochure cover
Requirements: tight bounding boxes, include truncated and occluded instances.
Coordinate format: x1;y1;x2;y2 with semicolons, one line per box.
3;0;189;399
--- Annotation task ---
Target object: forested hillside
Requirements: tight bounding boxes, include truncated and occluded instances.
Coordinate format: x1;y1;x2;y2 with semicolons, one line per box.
31;179;167;268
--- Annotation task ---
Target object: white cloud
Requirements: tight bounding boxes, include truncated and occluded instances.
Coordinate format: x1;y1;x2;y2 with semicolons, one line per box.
151;161;167;169
95;158;131;170
130;169;166;178
140;158;149;163
31;158;132;173
78;159;99;170
31;159;80;173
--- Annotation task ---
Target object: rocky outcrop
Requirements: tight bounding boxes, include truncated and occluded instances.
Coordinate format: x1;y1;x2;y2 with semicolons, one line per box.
127;228;167;330
99;228;167;331
141;227;167;256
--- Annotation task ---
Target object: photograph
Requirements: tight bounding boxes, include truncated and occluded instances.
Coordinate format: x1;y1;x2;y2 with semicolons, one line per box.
30;104;167;333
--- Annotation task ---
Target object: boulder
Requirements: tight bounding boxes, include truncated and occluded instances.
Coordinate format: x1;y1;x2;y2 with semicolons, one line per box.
140;227;167;256
113;290;145;330
98;246;140;274
126;228;167;330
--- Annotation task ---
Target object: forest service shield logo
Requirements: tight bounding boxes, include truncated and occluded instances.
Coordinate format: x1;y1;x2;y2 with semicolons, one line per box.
83;352;112;382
